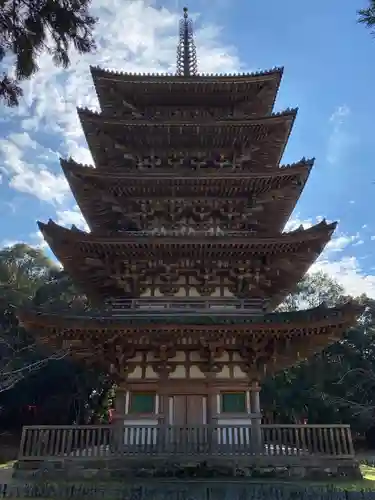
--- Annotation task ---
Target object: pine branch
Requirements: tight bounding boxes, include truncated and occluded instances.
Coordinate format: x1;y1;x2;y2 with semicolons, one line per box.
0;0;97;106
358;1;375;35
0;73;23;106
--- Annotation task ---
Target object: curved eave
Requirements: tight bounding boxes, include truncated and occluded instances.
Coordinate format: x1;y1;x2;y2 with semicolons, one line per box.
60;157;313;180
90;66;284;117
18;302;360;381
90;65;284;81
78;108;297;165
38;219;336;249
17;302;361;335
77;107;297;127
60;158;312;234
36;220;335;303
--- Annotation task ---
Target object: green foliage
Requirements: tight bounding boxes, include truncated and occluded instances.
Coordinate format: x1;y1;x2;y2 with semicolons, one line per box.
0;0;97;106
277;271;345;311
264;274;375;435
0;244;60;392
358;1;375;36
0;243;113;425
0;243;55;307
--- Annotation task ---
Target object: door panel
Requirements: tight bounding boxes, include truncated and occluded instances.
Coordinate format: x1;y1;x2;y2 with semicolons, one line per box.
169;395;207;452
170;395;205;425
186;395;205;425
172;395;187;425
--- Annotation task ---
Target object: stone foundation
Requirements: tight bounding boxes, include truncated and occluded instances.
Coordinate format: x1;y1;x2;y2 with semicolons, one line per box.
13;457;362;482
3;480;374;500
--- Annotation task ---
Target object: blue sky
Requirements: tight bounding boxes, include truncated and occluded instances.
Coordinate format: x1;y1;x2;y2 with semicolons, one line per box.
0;0;375;296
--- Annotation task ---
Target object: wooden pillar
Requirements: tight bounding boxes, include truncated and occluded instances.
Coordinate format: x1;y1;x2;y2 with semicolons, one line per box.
250;381;262;453
112;388;126;452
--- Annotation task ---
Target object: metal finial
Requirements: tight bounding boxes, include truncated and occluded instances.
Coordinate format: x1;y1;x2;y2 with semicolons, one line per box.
176;7;198;77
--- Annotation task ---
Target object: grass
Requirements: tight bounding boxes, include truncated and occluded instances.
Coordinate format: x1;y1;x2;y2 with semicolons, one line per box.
351;464;375;489
362;464;375;481
0;460;15;469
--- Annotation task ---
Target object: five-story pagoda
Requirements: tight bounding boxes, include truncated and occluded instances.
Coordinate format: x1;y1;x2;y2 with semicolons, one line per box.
19;8;361;452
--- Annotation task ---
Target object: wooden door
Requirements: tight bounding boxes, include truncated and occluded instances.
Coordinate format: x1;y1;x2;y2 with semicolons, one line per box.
170;395;206;453
172;395;205;425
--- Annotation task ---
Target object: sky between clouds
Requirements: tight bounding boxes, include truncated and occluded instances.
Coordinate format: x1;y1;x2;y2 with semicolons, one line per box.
0;0;375;298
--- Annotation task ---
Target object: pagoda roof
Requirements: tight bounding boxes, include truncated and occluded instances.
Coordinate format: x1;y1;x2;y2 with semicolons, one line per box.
61;158;313;234
90;65;284;83
61;157;313;179
36;220;336;306
18;300;361;329
38;218;336;254
90;66;283;117
17;301;362;380
78;108;297;167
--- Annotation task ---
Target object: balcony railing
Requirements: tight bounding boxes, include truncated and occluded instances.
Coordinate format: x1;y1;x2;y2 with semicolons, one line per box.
18;424;354;462
107;297;268;315
114;229;260;237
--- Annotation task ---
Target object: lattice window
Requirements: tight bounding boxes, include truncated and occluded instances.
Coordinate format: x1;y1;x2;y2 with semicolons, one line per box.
129;392;156;414
221;392;247;413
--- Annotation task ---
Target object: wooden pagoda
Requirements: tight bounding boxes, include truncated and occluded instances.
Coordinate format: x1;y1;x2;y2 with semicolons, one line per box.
17;8;362;468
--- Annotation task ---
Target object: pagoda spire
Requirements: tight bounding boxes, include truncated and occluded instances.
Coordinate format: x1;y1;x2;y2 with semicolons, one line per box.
176;7;198;76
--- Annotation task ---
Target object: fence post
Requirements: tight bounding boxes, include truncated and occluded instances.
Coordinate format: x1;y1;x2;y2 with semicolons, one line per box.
18;427;28;459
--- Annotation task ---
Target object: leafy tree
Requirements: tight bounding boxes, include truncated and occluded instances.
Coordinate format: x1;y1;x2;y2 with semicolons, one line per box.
264;273;375;437
263;272;347;424
0;243;112;428
0;0;97;107
358;1;375;36
0;244;63;392
0;243;54;306
277;271;345;312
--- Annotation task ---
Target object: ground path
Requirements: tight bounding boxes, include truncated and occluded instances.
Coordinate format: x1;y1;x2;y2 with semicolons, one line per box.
0;463;15;485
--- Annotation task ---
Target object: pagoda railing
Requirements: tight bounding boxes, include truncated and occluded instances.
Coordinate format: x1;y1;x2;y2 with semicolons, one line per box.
22;302;352;323
18;424;355;462
116;229;260;237
107;297;268;314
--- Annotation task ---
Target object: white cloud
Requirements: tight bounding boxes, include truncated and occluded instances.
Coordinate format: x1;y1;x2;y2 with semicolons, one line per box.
326;105;355;165
8;132;39;150
325;234;359;253
0;231;48;251
0;1;242;209
284;215;327;232
10;168;68;205
0;137;69;204
329;105;350;125
29;231;49;250
287;214;375;298
56;207;89;231
0;239;22;248
311;257;375;299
